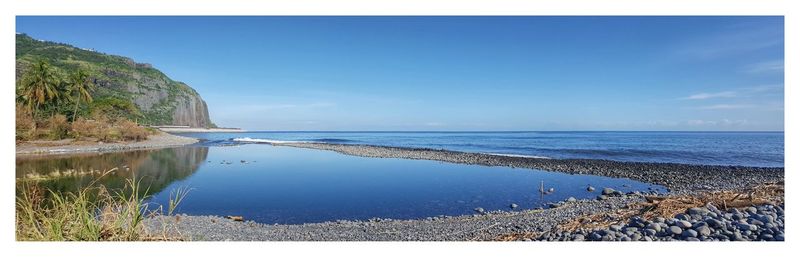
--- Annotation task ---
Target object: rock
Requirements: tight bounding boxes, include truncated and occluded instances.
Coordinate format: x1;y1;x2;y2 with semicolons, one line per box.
549;203;562;208
705;218;723;229
737;223;756;231
596;195;608;201
473;207;485;214
688;207;710;215
681;229;698;238
646;223;663;232
696;226;712;237
587;186;595;192
509;203;518;209
572;234;585;241
589;232;603;241
548;188;555;193
669;226;683;235
676;220;693;229
602;188;616;195
566;197;577;202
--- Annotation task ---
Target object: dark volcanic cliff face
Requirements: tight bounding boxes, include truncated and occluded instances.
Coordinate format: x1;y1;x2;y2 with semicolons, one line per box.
15;34;214;127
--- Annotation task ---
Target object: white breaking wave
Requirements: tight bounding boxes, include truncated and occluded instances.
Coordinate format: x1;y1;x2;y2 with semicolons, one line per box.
232;137;308;144
482;152;551;159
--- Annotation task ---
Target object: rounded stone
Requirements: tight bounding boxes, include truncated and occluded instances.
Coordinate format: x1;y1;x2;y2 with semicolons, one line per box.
682;229;698;238
676;220;693;229
646;223;662;232
688;207;710;215
669;226;683;235
696;226;712;237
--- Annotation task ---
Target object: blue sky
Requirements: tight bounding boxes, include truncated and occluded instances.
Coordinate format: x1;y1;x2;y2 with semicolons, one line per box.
16;16;784;131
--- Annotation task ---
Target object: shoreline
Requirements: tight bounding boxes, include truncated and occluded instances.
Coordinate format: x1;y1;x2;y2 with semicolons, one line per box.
15;132;199;157
157;127;246;133
268;142;783;193
147;195;645;241
145;184;783;241
143;141;783;241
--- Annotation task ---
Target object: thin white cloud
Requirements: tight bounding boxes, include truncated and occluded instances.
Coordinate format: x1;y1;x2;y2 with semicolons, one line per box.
746;60;784;73
687;119;748;126
696;104;756;110
680;85;782;100
682;91;737;100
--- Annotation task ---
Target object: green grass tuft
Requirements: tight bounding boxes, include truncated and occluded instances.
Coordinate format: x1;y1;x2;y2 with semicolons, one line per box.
16;169;188;241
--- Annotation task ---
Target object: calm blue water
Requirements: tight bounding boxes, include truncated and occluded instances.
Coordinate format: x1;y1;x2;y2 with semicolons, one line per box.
182;131;784;167
17;145;664;224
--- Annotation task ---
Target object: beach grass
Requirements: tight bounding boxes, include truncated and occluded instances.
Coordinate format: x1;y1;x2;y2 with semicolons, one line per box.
15;169;185;241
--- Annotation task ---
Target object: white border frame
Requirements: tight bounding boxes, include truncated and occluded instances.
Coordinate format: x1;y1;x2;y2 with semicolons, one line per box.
3;1;794;257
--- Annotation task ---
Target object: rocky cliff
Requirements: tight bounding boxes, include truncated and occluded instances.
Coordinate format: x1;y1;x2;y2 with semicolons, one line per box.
15;34;214;127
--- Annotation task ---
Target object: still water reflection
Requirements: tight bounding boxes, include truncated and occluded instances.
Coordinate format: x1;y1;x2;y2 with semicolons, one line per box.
17;145;664;224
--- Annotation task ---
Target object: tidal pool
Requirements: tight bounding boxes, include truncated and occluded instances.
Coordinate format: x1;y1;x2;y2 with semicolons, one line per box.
16;144;665;224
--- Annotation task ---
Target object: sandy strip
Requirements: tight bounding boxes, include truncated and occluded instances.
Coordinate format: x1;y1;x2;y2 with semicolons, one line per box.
15;132;199;157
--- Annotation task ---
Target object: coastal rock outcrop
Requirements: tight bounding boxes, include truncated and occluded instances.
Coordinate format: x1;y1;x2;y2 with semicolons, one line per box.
15;33;214;127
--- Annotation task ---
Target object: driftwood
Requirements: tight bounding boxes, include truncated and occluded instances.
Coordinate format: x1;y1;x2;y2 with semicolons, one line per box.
496;182;784;241
225;216;244;222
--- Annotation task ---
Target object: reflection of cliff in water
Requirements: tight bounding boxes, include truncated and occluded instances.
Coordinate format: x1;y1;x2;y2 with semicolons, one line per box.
16;147;209;197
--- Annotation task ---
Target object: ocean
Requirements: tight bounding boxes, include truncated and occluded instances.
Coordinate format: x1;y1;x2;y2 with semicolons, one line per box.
184;131;784;167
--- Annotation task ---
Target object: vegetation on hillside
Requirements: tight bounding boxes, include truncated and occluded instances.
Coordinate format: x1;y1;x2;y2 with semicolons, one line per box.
15;58;154;143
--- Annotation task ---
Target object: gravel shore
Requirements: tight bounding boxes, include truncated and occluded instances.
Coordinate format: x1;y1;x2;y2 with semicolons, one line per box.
274;142;784;193
145;195;644;241
15;132;198;156
536;203;784;241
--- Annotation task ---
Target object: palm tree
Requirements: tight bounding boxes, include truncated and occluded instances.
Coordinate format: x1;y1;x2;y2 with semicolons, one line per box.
17;60;61;119
67;69;95;122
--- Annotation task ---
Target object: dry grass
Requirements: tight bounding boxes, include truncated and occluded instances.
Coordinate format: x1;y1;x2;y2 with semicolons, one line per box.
45;114;70;140
117;119;150;142
16;104;36;141
16;170;188;241
70;118;105;140
69;117;153;142
496;182;784;241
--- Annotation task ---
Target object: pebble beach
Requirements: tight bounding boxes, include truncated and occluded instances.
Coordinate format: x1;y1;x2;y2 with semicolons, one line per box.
143;141;784;241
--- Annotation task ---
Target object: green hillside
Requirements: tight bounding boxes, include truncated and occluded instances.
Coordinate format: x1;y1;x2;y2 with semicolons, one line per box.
15;34;213;127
